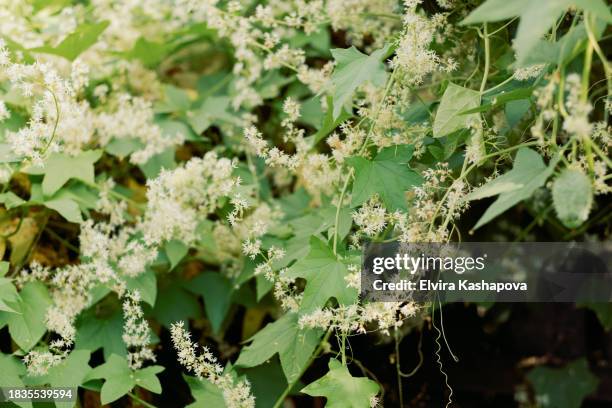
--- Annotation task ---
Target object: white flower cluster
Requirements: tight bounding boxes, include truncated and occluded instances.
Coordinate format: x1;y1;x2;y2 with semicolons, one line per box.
513;63;546;81
0;42;94;164
563;73;593;138
122;291;156;369
170;321;255;408
352;197;387;237
392;0;448;86
95;94;185;164
141;152;240;245
299;301;419;336
0;100;9;121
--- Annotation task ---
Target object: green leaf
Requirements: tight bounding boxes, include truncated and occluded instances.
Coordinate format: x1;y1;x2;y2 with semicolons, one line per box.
236;313;323;383
285;237;358;313
188;272;233;334
552;168;593;229
135;365;165;394
105;137;143;159
0;261;9;276
158;118;199;142
152;281;201;328
518;21;605;68
575;0;612;19
31;0;72;13
505;99;531;128
184;375;226;408
0;192;25;209
138;148;176;179
41;150;102;196
123;37;170;68
75;311;127;359
0;353;32;408
52;183;100;211
580;303;612;330
313;96;353;144
255;71;294;100
156;85;191;114
26;349;92;407
526;359;599;408
86;354;164;404
30;21;110;61
125;269;157;306
330;45;389;119
513;1;572;65
461;0;530;24
3;282;52;351
43;197;83;223
237;359;291;408
467;148;557;230
0;276;20;313
186;96;242;134
433;83;480;138
461;0;611;65
301;359;380;408
165;239;189;270
347;145;422;211
86;354;133;404
461;87;534;114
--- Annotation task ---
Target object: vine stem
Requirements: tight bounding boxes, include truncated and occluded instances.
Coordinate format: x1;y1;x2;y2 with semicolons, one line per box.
341;331;347;365
427;140;540;235
479;23;490;94
581;26;595;175
333;168;354;255
128;392;158;408
272;329;332;408
358;68;397;155
394;330;404;407
41;85;61;156
481;75;513;95
584;12;611;123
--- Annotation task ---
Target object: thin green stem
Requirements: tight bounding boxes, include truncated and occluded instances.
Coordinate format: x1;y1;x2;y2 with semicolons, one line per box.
358;69;397;155
44;226;79;252
428;141;540;235
590;142;612;168
584;13;611;123
481;75;513;95
128;392;158;408
41;86;61;156
333;168;353;255
557;68;569;118
580;31;595;176
488;17;518;37
394;330;404;406
479;23;490;94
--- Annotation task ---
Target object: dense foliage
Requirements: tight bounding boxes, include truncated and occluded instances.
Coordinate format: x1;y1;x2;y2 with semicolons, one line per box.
0;0;610;407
